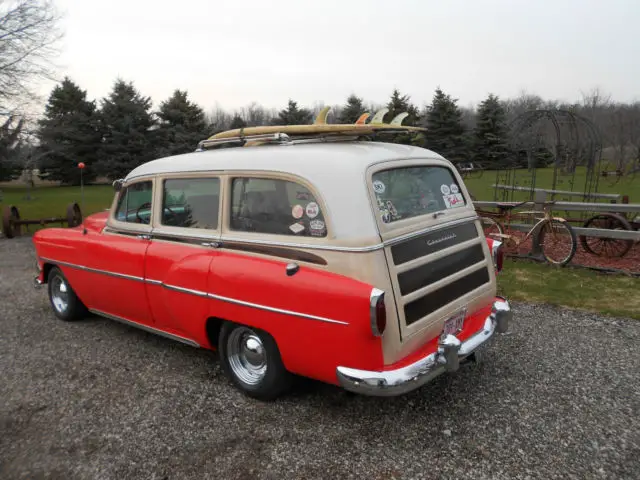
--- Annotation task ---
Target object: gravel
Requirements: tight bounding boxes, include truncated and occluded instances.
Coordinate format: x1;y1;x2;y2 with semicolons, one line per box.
1;236;639;480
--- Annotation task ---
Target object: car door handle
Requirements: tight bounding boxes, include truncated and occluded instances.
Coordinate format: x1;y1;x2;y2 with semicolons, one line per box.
201;242;220;248
137;234;151;240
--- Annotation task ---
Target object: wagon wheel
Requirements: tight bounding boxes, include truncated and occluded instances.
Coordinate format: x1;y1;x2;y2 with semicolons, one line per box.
579;213;633;258
66;202;83;227
2;205;21;239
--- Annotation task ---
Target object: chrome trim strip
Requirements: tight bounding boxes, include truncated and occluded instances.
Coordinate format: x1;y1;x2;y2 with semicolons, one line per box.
164;283;209;298
152;228;222;242
219;235;383;253
218;216;478;253
39;257;347;326
89;308;201;348
205;290;349;325
104;216;478;254
40;257;145;282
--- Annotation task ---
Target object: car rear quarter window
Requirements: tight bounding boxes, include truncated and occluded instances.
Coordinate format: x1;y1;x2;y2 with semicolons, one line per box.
115;181;153;224
371;166;466;223
230;177;327;237
162;178;220;229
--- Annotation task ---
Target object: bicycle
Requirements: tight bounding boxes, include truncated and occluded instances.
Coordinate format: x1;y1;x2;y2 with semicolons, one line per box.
478;201;578;266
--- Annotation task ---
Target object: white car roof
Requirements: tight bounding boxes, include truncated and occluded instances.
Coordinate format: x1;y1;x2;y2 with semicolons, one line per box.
124;141;448;241
125;141;445;181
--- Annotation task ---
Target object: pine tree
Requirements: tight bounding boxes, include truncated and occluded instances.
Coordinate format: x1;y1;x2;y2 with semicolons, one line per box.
229;114;247;129
472;94;511;168
96;79;157;180
338;94;366;124
36;78;101;184
156;89;207;157
274;100;312;125
386;89;420;126
0;116;24;182
385;89;421;145
423;88;468;163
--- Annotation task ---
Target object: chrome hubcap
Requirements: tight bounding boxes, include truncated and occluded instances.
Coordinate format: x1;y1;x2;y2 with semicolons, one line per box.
227;327;267;385
51;275;69;313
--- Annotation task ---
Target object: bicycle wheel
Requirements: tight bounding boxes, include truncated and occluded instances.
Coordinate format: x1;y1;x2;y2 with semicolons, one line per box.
537;219;577;266
579;213;633;258
480;216;503;239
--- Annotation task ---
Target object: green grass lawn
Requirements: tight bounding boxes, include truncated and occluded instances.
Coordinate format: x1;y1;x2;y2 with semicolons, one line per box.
497;259;640;320
464;166;640;204
0;185;114;233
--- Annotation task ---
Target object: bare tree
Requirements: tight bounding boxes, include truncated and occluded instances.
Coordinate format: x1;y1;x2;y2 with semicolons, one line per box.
0;0;62;115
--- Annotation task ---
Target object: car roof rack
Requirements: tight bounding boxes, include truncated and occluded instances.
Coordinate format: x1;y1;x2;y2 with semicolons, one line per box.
195;106;426;152
196;133;292;151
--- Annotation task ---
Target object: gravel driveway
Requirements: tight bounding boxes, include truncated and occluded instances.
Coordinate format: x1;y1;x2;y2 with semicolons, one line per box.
1;237;639;480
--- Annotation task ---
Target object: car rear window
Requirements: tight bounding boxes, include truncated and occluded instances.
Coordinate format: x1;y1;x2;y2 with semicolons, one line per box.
371;166;466;223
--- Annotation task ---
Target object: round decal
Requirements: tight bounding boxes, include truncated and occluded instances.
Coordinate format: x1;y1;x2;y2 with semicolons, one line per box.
373;180;386;194
310;219;326;236
292;204;303;219
305;202;319;219
450;184;459;194
440;184;451;195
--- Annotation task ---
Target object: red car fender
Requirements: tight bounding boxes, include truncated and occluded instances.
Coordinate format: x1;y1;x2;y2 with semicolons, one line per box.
207;251;384;385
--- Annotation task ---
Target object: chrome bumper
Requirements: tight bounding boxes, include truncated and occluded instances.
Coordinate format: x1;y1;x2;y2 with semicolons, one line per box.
336;298;512;397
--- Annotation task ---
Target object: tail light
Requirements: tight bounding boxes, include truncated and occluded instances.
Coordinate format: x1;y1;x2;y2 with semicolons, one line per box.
370;288;386;337
491;240;504;273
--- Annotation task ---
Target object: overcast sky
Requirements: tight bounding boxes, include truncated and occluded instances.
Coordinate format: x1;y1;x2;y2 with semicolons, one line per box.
44;0;639;112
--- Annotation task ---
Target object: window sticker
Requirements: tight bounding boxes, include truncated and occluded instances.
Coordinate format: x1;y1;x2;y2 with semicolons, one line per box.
386;200;400;220
373;180;386;194
292;204;304;219
296;191;311;201
377;197;391;223
310;219;326;236
443;193;465;209
450;184;459;194
440;184;451;195
305;202;319;219
289;222;305;234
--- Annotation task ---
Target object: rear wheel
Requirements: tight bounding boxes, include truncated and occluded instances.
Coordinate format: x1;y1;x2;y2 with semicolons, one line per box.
47;267;88;321
537;219;577;266
579;213;633;258
218;322;293;400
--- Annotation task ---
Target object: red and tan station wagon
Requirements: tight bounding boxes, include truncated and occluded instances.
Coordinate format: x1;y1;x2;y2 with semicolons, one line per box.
33;121;512;400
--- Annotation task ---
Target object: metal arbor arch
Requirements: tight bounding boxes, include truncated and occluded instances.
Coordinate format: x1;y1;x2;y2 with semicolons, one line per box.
494;109;603;203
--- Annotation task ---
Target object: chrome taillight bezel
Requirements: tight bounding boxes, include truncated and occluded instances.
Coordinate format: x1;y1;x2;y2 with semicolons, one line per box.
491;240;503;273
369;288;386;337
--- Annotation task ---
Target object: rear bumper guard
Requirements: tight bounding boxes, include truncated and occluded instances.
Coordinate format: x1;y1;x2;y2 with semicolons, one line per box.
336;298;512;397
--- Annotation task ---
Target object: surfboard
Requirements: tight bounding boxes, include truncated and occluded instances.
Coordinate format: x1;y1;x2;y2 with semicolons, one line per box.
208;123;426;140
205;106;425;142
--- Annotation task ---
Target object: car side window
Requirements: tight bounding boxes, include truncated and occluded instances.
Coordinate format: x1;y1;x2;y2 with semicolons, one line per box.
230;177;327;237
115;181;153;224
161;177;220;229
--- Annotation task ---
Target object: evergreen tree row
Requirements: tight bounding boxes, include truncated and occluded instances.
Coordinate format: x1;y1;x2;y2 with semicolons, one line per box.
34;78;512;184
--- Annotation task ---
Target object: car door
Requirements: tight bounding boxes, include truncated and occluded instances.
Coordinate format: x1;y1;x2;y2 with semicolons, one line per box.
83;179;155;325
144;175;222;343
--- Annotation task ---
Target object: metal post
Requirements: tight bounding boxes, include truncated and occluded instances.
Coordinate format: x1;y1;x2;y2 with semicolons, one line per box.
530;190;547;258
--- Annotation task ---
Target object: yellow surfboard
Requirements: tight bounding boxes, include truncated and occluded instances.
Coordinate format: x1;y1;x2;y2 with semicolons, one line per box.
207;107;424;141
208;123;426;140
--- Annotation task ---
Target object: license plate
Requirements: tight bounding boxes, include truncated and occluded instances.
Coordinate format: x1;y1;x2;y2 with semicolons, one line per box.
442;308;467;337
